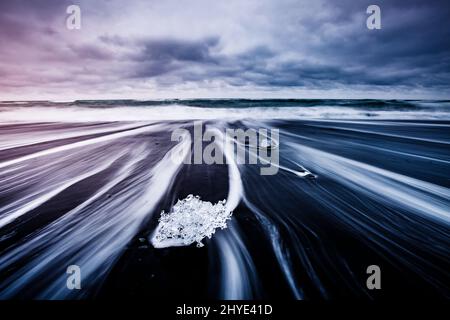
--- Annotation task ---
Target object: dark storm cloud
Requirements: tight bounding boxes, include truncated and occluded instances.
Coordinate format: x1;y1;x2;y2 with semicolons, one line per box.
101;0;450;91
245;0;450;88
129;37;220;77
294;0;450;87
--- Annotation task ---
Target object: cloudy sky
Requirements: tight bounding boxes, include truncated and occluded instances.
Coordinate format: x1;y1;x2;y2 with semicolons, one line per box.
0;0;449;100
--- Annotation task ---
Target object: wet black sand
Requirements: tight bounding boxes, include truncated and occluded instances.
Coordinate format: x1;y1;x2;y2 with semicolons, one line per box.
0;119;449;300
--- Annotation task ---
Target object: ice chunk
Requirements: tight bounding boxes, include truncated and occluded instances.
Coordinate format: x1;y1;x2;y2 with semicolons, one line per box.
150;195;232;248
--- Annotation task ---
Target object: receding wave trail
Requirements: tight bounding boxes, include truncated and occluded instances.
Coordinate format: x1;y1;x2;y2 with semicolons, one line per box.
0;122;143;151
206;127;258;299
0;102;449;299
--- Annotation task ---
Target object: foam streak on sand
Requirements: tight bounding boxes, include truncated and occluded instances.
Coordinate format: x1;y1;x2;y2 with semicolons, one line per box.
0;123;160;169
287;142;450;223
0;123;143;151
207;127;260;299
0;153;122;229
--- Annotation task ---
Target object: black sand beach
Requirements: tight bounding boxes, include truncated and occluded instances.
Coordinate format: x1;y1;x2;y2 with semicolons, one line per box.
0;101;449;300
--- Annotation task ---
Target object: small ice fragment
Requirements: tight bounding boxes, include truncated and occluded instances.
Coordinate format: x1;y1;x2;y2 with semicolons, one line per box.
295;164;317;178
258;137;279;150
237;135;278;149
150;195;232;248
260;139;270;148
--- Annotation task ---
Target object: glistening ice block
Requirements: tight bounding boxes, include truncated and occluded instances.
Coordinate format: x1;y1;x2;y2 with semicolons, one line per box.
151;195;232;248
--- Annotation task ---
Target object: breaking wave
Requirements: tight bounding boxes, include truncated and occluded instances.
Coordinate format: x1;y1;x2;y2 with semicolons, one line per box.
0;99;449;122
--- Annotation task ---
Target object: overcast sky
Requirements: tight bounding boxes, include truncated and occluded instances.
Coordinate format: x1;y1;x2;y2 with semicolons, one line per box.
0;0;449;100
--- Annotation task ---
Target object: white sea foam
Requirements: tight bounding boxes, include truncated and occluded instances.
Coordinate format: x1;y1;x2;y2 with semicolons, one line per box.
0;123;162;169
1;104;450;122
